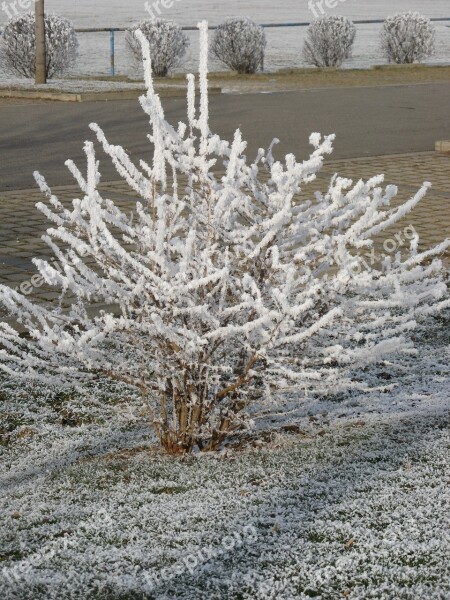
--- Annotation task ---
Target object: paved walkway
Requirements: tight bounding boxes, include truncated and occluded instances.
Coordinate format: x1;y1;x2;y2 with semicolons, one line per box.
0;151;448;318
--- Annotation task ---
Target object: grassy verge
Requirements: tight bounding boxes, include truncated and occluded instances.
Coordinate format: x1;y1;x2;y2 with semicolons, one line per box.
0;312;449;599
73;64;450;93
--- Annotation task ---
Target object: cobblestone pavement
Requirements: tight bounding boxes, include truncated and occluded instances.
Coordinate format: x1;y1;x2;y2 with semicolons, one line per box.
322;152;450;257
0;151;448;319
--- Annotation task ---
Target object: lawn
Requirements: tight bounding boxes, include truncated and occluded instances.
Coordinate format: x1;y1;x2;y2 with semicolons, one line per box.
1;312;449;600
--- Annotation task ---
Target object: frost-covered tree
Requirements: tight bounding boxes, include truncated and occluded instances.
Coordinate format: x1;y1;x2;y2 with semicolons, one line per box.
125;18;189;77
381;12;435;64
0;22;449;455
303;16;356;68
0;12;78;79
211;17;266;74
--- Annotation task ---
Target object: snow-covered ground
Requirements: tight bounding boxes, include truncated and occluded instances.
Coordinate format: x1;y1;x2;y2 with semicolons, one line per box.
0;78;147;93
1;311;449;599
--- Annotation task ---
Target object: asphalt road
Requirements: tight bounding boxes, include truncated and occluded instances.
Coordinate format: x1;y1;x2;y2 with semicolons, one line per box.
1;82;449;191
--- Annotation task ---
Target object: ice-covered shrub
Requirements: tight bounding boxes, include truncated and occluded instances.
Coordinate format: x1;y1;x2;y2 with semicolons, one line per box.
381;12;435;64
125;18;188;77
211;17;266;74
303;16;356;68
0;12;78;79
0;22;449;455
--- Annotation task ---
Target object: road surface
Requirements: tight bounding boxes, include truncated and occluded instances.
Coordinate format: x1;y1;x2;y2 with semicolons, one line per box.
0;82;449;191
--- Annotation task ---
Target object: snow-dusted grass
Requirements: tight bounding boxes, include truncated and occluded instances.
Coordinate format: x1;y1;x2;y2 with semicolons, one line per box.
0;312;449;599
0;78;146;93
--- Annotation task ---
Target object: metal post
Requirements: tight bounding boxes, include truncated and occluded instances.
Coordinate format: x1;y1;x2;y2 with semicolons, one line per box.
110;29;115;77
35;0;46;84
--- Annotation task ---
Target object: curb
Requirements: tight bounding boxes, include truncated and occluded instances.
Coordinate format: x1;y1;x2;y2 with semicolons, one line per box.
0;86;222;103
436;140;450;155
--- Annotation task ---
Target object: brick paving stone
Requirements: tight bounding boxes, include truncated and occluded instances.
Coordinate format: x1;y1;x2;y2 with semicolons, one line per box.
0;151;448;319
319;152;450;265
322;152;450;196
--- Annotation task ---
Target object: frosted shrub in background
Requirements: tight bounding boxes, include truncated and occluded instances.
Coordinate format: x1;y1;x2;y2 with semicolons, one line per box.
381;12;435;64
211;17;266;74
0;13;78;79
125;18;189;77
303;16;356;68
0;23;449;455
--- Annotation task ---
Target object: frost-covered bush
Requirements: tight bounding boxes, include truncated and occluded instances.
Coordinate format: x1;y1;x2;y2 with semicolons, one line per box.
211;17;266;74
381;12;435;64
303;16;356;68
125;18;188;77
0;12;78;79
1;23;449;455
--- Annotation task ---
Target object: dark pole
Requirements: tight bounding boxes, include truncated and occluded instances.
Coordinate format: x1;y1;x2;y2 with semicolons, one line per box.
35;0;46;84
110;29;115;77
